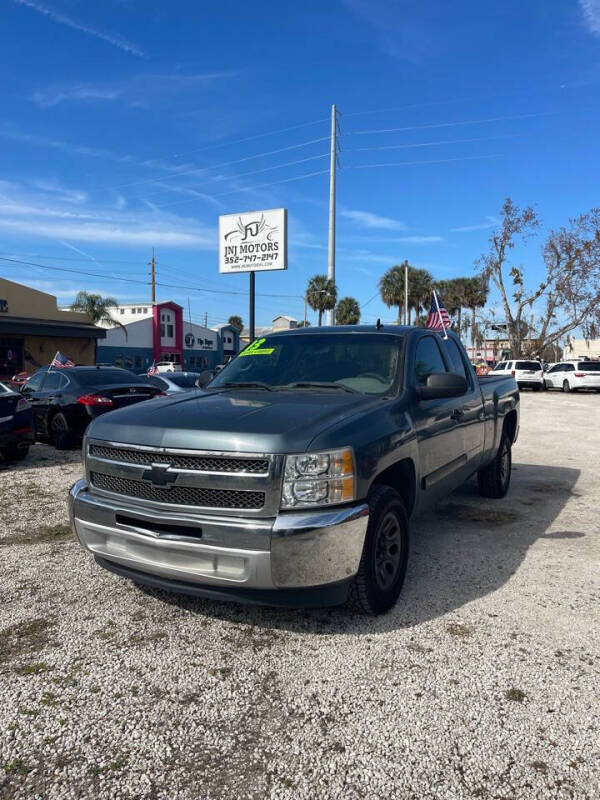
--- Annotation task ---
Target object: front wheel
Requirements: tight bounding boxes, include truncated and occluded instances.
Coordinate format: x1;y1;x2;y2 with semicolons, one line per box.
49;412;73;450
347;486;409;615
478;432;512;499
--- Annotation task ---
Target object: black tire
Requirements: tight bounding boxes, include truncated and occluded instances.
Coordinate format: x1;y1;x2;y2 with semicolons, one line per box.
542;380;548;391
1;445;29;462
477;432;512;499
49;412;73;450
347;486;409;615
562;380;571;393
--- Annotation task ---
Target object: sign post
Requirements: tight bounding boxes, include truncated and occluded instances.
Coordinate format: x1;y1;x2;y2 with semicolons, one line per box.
218;208;287;343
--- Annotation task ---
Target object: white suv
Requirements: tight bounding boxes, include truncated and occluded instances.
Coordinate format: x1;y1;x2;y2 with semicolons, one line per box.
491;360;544;390
543;361;600;393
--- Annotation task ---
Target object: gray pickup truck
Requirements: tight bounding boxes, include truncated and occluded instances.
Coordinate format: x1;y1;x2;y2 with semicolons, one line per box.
69;326;519;614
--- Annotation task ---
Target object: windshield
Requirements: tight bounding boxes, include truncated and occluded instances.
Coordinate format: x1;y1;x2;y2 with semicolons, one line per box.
209;333;403;395
75;369;147;386
167;373;201;388
578;362;600;371
515;361;542;370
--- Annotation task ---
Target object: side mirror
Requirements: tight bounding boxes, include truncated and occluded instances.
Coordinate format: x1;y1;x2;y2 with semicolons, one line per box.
416;372;467;400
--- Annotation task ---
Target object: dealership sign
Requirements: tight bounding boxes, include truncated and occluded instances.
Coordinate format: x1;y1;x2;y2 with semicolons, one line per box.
218;208;287;274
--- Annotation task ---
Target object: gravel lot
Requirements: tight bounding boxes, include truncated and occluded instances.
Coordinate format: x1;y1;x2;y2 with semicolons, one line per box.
1;392;599;799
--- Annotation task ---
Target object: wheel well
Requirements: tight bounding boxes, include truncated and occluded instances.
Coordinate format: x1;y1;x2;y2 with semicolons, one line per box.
503;410;518;443
371;458;416;517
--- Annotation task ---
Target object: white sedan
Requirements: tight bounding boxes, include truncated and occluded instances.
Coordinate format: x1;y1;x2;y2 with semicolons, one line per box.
543;361;600;392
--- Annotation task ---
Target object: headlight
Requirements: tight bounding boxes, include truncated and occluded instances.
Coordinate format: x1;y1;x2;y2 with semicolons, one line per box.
281;447;356;509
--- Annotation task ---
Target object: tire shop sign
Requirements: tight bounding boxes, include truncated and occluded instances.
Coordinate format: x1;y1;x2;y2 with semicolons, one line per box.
219;208;287;274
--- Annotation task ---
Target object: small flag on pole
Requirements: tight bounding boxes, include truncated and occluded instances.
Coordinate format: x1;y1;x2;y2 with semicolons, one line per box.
51;351;75;368
147;361;159;376
426;291;451;336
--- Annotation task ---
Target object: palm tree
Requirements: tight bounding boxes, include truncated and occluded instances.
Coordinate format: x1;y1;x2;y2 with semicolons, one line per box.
70;291;127;337
380;262;433;324
435;277;472;332
463;277;489;349
409;267;434;324
228;315;243;332
335;297;360;325
305;275;337;326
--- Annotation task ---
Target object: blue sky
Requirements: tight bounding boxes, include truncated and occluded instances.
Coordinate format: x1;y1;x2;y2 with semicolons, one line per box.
1;0;599;329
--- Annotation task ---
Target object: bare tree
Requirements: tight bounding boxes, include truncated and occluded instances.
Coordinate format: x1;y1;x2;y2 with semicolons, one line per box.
476;199;600;357
476;198;540;358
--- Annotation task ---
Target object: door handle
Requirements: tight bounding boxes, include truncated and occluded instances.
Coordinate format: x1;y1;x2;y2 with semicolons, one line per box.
451;408;464;421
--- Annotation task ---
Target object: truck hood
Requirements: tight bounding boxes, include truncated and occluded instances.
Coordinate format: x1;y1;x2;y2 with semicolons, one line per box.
86;388;377;453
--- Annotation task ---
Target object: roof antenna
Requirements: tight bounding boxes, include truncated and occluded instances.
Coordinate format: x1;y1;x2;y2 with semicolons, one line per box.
376;318;383;330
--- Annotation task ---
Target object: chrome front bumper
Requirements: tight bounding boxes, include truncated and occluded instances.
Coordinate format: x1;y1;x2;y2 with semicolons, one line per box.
69;479;369;592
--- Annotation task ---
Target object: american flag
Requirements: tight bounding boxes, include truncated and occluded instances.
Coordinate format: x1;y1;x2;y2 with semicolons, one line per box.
51;351;75;368
426;291;452;332
147;361;159;376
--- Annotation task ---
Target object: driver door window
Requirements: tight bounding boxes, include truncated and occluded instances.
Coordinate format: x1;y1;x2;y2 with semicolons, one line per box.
414;336;447;386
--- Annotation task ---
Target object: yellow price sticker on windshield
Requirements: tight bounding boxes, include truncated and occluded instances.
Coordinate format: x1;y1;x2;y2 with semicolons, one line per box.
239;337;275;357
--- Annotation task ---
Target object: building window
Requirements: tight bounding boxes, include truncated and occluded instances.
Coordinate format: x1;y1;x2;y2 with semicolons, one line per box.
143;308;147;314
160;324;165;337
167;324;173;338
114;355;123;367
137;307;142;313
135;356;142;369
125;355;134;370
161;314;165;322
132;308;136;315
120;309;124;315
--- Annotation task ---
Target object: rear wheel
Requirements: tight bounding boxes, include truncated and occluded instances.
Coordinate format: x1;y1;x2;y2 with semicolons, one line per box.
478;432;512;499
49;412;73;450
347;486;409;615
562;379;571;393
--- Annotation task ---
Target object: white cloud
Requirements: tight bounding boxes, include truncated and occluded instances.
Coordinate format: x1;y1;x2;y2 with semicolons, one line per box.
0;182;215;248
340;208;407;230
12;0;145;56
579;0;600;35
32;72;237;109
451;215;500;233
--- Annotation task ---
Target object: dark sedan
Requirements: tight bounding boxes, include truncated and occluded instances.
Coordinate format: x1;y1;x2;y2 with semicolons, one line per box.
0;381;34;462
21;366;164;449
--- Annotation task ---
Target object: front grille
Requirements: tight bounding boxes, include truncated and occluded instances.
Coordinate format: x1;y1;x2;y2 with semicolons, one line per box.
89;444;269;474
90;472;265;510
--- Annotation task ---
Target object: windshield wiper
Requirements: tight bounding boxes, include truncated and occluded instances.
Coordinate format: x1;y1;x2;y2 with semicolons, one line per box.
280;381;359;394
218;381;274;392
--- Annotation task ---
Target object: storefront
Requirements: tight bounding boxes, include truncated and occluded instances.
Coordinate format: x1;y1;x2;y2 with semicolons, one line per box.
0;278;105;380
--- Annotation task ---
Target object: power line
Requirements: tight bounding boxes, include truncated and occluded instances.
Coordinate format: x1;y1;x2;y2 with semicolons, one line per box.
154;168;330;209
118;136;331;190
353;154;500;169
351;133;522;152
346;111;551;136
144;152;329;203
0;256;305;300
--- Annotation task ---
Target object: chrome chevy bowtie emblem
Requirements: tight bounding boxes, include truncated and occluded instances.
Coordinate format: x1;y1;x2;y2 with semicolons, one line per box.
142;463;175;487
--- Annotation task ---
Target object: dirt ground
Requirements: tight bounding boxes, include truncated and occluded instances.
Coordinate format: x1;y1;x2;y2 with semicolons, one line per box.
0;392;598;799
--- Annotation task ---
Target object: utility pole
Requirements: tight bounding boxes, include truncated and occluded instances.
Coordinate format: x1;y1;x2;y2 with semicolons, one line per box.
326;104;339;326
150;248;156;304
204;311;208;328
404;263;408;326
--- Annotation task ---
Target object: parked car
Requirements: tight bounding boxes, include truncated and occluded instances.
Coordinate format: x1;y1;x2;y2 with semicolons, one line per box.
145;372;203;394
153;362;182;374
491;359;544;390
0;382;34;462
543;361;600;392
9;371;28;389
70;326;519;615
21;366;164;449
